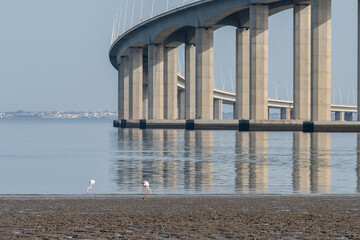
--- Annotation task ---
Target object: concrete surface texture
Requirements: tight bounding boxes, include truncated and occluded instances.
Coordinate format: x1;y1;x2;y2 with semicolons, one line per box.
250;4;269;120
294;4;311;121
311;0;332;121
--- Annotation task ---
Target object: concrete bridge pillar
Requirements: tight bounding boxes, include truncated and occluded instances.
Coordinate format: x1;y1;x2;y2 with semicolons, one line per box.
213;99;223;120
164;47;178;120
148;44;164;119
185;44;196;119
280;107;291;120
129;48;143;120
311;0;332;121
178;90;185;119
345;112;353;121
118;56;129;120
294;4;311;120
235;28;250;120
250;4;269;120
143;60;148;119
196;28;214;119
143;84;148;119
233;103;236;119
335;111;343;121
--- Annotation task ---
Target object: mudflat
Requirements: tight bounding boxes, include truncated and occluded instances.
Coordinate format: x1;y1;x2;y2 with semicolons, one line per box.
0;195;359;239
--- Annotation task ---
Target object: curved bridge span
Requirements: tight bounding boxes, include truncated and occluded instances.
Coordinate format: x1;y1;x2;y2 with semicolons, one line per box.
109;0;359;122
175;74;356;121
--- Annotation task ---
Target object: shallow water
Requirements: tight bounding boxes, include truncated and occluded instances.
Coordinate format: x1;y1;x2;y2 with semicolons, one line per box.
0;119;359;194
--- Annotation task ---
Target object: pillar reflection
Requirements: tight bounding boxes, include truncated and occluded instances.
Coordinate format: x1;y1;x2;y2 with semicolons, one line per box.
163;130;178;190
249;132;268;193
114;129;143;191
130;129;143;186
235;132;250;193
293;132;311;193
141;129;152;182
114;129;130;188
184;131;196;190
150;130;164;190
195;131;214;192
310;133;331;193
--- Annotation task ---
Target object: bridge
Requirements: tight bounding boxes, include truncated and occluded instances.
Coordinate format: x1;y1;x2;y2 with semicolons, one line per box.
176;73;357;120
109;0;360;125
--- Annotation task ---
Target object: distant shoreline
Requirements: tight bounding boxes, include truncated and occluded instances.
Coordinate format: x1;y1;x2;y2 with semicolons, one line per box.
0;110;117;119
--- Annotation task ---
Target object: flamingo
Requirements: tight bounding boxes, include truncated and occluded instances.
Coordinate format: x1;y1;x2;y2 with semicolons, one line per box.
141;181;152;194
86;180;96;194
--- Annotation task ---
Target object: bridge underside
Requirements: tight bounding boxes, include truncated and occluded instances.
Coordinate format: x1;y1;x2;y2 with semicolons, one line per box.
110;0;357;122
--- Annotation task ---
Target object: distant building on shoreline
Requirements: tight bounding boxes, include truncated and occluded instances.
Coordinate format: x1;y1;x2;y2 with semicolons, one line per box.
0;110;117;119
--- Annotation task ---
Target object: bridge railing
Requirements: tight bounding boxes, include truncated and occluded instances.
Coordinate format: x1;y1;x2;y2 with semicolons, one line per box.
110;0;203;46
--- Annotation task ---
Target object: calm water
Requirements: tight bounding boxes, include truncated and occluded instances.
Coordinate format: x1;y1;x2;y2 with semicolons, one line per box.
0;119;359;195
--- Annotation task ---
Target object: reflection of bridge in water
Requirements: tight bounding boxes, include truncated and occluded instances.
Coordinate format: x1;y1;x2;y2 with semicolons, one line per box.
113;129;359;194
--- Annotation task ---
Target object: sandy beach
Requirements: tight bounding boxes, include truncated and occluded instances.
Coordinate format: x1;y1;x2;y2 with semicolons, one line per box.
0;195;359;239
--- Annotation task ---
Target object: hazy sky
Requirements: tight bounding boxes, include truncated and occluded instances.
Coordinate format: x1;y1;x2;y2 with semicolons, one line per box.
0;0;357;112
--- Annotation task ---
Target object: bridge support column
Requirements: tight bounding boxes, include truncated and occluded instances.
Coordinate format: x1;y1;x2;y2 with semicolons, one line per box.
233;104;236;119
185;44;196;119
280;107;291;120
213;99;223;120
143;57;148;119
250;4;269;120
143;84;148;119
345;112;353;121
294;4;311;120
311;0;331;121
178;90;185;119
164;47;178;120
196;28;214;119
335;111;343;121
235;28;250;119
148;44;164;119
118;56;129;120
129;48;143;120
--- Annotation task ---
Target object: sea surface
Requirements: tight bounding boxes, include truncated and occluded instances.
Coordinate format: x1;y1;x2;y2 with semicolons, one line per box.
0;119;359;195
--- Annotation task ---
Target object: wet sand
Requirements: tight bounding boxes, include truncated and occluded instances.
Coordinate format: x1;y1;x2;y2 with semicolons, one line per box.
0;195;359;239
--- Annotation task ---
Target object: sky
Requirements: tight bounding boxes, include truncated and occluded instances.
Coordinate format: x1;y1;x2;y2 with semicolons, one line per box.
0;0;358;112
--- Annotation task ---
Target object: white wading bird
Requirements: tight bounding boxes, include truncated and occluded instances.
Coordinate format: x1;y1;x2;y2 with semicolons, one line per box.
86;180;96;194
141;181;152;194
